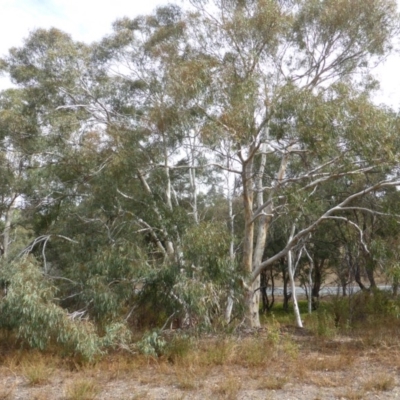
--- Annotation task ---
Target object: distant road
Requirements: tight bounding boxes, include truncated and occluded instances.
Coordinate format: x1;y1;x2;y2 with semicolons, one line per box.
266;285;392;296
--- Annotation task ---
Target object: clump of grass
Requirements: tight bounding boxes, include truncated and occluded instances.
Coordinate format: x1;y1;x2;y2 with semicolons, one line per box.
174;368;203;391
304;309;337;338
21;359;53;386
164;334;193;363
31;392;51;400
234;337;271;367
255;375;287;390
64;379;100;400
336;390;364;400
198;337;236;366
307;354;354;372
212;375;242;399
363;374;395;392
0;383;15;400
129;391;149;400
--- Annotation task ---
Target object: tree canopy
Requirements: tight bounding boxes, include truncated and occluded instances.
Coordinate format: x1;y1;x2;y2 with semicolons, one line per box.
0;0;400;354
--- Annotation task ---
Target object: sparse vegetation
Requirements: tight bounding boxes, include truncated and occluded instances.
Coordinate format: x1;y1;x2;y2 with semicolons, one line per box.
64;379;100;400
0;317;399;398
1;0;400;397
21;359;53;386
212;374;242;400
363;374;396;392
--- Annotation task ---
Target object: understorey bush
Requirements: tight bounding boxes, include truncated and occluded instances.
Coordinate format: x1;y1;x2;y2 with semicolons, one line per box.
0;256;131;361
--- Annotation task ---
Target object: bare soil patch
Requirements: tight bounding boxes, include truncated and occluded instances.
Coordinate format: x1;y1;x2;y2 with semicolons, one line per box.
1;328;399;400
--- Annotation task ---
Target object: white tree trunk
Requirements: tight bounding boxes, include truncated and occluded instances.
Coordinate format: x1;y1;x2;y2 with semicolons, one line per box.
188;134;199;224
225;293;234;323
288;225;303;328
304;245;314;315
288;249;303;328
225;140;236;323
2;196;16;260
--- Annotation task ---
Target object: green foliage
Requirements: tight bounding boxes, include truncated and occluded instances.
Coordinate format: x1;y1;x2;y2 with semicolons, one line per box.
66;247;144;325
136;261;228;329
0;257;131;360
305;309;337;338
164;333;193;362
327;290;400;330
136;330;166;357
182;221;232;282
0;0;400;342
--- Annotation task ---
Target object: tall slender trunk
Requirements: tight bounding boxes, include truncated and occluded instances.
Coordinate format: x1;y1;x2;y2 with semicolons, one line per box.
250;142;270;328
136;170;175;259
312;259;324;309
3;206;12;260
242;149;257;327
287;225;303;328
288;250;303;328
365;255;377;289
352;253;367;291
226;145;235;323
242;140;292;328
188;135;199;224
2;195;16;261
282;264;291;312
160;131;176;259
304;246;313;315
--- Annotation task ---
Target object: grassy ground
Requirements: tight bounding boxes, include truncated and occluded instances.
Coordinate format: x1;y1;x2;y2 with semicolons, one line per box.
1;296;400;399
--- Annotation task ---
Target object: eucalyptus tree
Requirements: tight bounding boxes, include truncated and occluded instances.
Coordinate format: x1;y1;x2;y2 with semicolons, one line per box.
0;29;138;323
181;0;400;327
0;88;35;259
93;6;197;261
1;28;97;246
1;0;400;333
96;0;400;328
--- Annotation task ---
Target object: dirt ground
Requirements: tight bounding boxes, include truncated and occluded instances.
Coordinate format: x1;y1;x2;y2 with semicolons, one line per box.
1;328;400;400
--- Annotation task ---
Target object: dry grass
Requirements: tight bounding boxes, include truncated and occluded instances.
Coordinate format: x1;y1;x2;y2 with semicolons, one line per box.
336;390;365;400
362;373;396;392
21;358;54;386
0;316;400;399
212;374;242;399
174;366;204;390
31;392;52;400
128;391;150;400
0;383;15;400
254;375;287;390
307;354;354;372
64;379;100;400
197;337;237;366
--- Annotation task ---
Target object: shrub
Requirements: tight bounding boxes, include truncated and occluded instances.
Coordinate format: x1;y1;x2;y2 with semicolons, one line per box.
0;257;131;361
326;289;400;331
136;330;166;357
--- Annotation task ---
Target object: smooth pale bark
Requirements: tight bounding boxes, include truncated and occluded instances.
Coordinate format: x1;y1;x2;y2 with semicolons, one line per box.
163;132;173;212
241;154;254;279
2;206;12;260
242;152;257;327
287;225;303;328
242;143;292;328
287;249;303;328
304;246;314;315
250;142;270;328
2;195;16;260
188;135;199;224
135;171;175;258
226;144;236;323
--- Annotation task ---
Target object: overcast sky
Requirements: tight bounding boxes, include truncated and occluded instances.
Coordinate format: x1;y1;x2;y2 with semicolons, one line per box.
0;0;399;108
